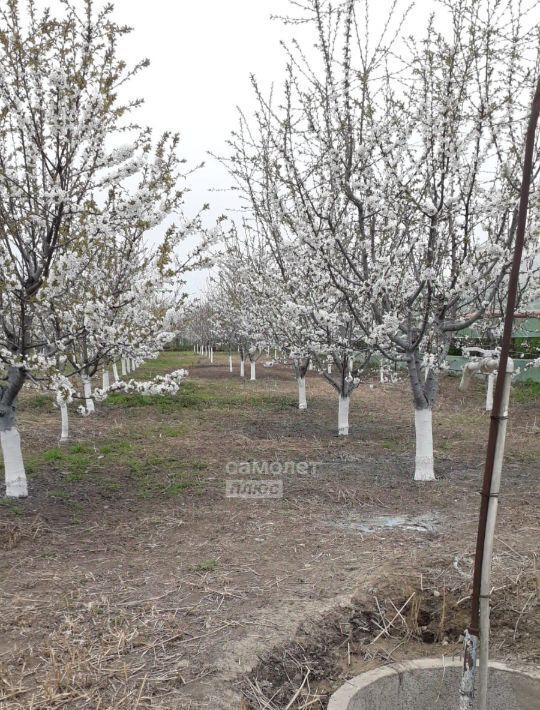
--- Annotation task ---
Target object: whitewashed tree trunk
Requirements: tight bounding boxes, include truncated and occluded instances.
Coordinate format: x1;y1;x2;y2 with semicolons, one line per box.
210;347;214;364
121;359;127;376
60;402;69;443
274;347;277;359
414;408;435;481
250;361;256;381
338;394;350;435
327;363;332;374
130;358;136;372
229;355;233;372
486;372;495;411
240;359;245;377
1;427;28;498
380;363;385;383
298;377;307;410
309;361;314;371
102;370;110;390
82;375;95;414
112;363;119;382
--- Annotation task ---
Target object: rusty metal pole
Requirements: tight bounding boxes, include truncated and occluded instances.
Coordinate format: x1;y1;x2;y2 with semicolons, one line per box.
459;74;540;710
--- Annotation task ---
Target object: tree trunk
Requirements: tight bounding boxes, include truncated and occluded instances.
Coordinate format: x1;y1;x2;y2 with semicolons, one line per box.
60;401;69;443
1;426;27;498
240;359;245;378
82;375;95;414
338;394;350;435
414;407;435;481
298;376;307;410
210;347;214;364
102;369;110;390
486;372;495;411
250;361;256;381
407;352;440;482
1;366;28;498
121;359;127;376
229;354;233;372
112;363;119;382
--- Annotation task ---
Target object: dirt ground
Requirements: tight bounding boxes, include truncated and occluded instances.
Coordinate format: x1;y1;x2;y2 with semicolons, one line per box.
0;352;538;709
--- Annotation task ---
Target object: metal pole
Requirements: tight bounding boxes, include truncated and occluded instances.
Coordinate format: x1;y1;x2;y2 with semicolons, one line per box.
460;74;540;709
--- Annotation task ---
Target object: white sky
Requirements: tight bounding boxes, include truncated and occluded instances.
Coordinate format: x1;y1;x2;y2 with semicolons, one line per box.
112;0;296;294
110;0;434;294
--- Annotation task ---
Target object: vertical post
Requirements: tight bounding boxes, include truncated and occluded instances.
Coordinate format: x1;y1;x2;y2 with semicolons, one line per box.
477;360;514;710
460;74;540;710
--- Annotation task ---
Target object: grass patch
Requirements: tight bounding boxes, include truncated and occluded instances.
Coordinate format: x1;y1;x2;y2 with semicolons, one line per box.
103;392;180;410
22;435;207;501
156;422;192;437
48;489;71;500
18;393;54;412
0;499;22;516
381;439;401;451
26;444;93;481
193;559;219;573
99;440;132;455
128;456;207;498
512;382;540;403
97;478;122;493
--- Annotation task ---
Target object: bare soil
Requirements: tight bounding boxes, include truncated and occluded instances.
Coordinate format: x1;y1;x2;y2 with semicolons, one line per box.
0;352;538;709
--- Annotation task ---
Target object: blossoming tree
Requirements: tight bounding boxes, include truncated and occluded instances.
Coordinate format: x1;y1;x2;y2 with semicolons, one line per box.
0;0;209;496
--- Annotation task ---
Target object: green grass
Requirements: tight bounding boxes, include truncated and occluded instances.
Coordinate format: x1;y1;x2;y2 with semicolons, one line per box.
128;456;207;498
156;422;192;437
99;440;132;455
381;438;401;451
48;489;71;500
19;434;209;501
25;444;93;482
512;381;540;403
192;558;219;573
103;380;295;414
0;499;22;515
134;351;199;379
0;351;299;508
103;392;181;411
18;393;55;412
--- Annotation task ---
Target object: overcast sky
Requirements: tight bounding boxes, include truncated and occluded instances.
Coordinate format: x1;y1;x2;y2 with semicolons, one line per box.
110;0;433;295
111;0;295;294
